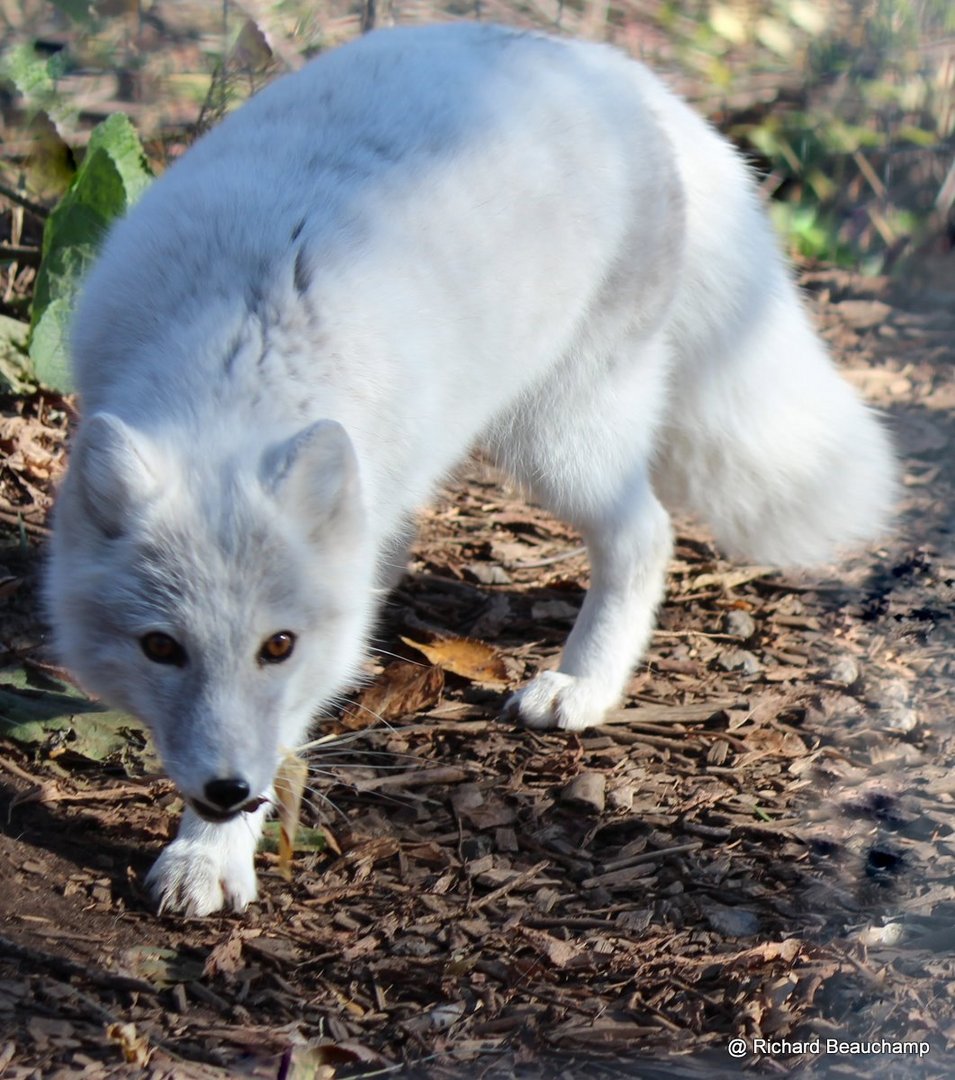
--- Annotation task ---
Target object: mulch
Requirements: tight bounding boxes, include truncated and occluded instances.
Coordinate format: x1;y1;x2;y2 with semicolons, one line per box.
1;5;955;1073
0;265;953;1078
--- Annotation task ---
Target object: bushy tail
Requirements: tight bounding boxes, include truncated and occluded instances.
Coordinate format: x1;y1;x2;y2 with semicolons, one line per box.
653;282;897;566
642;71;897;566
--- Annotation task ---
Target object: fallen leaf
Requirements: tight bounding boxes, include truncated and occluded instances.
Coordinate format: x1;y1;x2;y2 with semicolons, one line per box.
352;660;444;723
203;927;262;978
400;634;507;685
106;1023;151;1067
120;946;203;989
518;927;587;969
275;751;308;882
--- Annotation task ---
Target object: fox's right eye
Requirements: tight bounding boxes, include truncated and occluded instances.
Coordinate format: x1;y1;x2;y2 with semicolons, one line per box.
141;632;187;666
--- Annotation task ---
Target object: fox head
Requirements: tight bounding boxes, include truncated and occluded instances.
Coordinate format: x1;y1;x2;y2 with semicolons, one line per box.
47;413;377;819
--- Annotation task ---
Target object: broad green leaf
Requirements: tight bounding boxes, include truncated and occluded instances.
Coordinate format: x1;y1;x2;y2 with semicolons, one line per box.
26;111;75;199
0;664;155;770
85;113;152;205
0;44;75;126
29;113;152;392
121;946;205;988
29;297;75;391
260;822;328;855
0;315;34;394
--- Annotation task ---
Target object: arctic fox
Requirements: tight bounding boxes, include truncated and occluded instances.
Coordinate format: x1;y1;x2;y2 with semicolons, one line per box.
47;23;895;916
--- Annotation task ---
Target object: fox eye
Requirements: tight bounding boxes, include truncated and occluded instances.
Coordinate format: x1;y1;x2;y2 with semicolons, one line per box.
141;632;187;666
259;631;296;664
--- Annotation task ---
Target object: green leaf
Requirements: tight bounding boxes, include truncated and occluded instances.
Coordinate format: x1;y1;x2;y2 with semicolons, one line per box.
0;665;155;770
86;113;153;205
121;946;205;988
0;315;34;394
48;0;94;23
897;124;938;147
0;44;75;126
260;821;328;855
29;113;152;392
29;297;75;391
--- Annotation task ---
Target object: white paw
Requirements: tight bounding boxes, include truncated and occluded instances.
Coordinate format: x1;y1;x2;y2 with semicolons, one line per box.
145;810;262;916
146;839;258;917
503;671;613;731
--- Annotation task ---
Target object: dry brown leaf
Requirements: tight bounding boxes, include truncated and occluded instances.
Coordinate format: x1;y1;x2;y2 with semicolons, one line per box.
686;567;774;592
518;926;586;969
106;1023;151;1067
203;927;261;978
400;634;507;685
353;660;444;723
274;751;308;882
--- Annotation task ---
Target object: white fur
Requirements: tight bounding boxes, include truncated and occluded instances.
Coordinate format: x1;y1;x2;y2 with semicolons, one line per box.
46;23;895;914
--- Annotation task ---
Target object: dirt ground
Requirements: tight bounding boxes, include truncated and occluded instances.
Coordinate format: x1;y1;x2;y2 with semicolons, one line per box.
0;262;952;1079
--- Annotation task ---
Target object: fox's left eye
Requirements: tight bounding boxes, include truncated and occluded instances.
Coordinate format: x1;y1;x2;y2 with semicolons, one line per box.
141;632;187;666
258;631;296;664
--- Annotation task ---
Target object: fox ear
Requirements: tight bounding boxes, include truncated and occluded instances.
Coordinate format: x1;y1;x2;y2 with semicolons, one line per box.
260;420;364;543
72;413;159;539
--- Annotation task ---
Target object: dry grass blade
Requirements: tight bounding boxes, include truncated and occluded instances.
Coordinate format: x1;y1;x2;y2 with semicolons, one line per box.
274;751;308;882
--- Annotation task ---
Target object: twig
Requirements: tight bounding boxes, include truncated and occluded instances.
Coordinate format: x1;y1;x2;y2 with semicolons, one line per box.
0;244;41;265
0;509;50;538
354;765;474;792
598;841;702;875
511;545;586;568
0;182;48;219
470;859;550;911
597;700;746;726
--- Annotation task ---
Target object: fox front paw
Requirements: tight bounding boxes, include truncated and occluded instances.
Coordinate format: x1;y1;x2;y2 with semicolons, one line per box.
145;833;259;917
504;671;613;732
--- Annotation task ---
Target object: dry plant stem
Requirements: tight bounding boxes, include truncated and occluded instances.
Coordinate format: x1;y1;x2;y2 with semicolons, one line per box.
0;508;50;538
0;182;48;218
354;765;475;792
470;860;550;912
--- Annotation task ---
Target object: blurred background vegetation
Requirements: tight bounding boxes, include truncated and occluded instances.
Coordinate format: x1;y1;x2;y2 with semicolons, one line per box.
0;0;953;346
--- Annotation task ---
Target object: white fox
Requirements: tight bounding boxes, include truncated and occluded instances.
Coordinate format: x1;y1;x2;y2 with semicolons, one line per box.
47;23;895;916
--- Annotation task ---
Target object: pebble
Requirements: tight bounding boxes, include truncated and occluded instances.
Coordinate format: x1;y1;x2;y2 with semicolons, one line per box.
723;609;757;640
716;647;761;674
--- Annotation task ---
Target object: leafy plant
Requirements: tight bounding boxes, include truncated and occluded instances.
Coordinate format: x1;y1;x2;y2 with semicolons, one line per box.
28;113;152;392
0;662;156;772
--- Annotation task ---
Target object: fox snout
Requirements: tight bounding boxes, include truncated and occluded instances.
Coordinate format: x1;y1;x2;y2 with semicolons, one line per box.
189;776;266;822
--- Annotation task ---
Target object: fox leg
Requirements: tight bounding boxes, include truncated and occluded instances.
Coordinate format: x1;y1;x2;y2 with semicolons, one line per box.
495;331;674;731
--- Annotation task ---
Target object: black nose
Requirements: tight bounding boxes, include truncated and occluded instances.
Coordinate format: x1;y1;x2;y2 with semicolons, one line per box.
203;777;251;811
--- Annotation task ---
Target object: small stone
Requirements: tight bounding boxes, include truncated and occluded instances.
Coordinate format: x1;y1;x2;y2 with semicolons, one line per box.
827;655;861;688
716;647;761;674
561;771;606;814
705;902;760;937
467;562;511;585
723;609;757;640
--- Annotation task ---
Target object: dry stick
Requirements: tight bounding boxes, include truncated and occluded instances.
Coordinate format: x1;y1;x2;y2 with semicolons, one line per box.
511;545;587;569
598;841;703;875
0;244;40;264
470;859;550;912
0;181;48;218
354;764;474;792
598;700;747;726
0;508;50;539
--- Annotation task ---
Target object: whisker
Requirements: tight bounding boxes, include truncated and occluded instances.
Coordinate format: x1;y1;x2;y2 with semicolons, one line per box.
368;646;429;668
